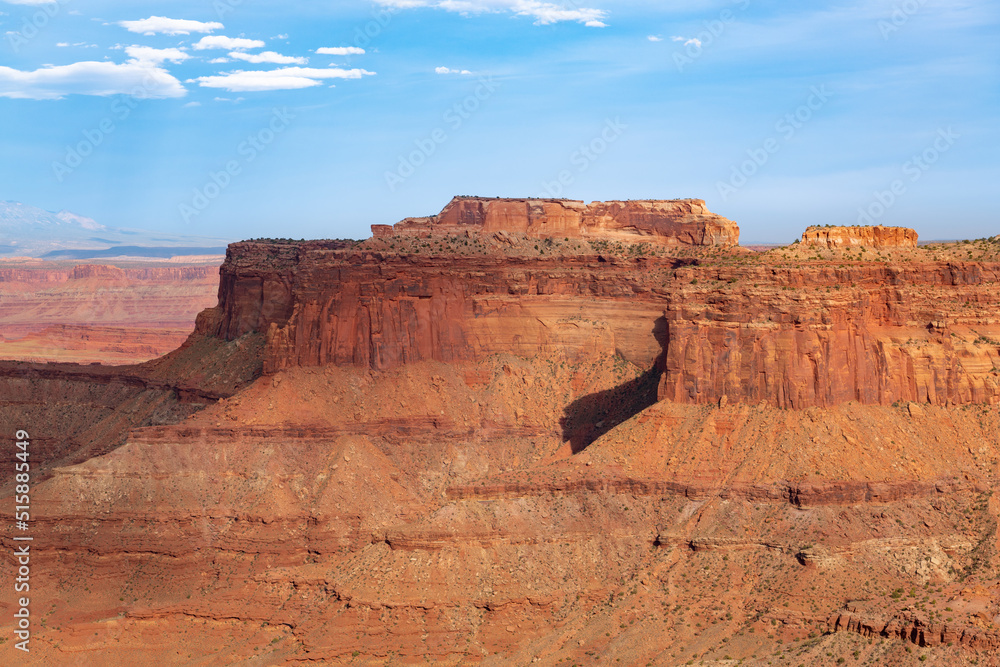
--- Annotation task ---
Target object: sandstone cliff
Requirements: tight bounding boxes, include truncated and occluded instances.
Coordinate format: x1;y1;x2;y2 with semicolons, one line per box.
197;239;1000;409
373;196;740;247
801;225;919;248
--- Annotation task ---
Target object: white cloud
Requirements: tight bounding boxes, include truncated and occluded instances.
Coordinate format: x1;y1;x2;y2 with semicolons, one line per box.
183;101;201;107
316;46;365;56
672;35;701;47
209;57;230;64
435;66;472;75
125;45;191;65
375;0;608;26
647;35;662;42
273;33;289;40
117;16;223;36
192;35;265;51
0;61;185;100
228;51;307;65
57;42;98;48
192;66;375;92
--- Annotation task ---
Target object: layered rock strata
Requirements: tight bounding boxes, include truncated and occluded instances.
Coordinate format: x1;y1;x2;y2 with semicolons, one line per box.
0;262;220;363
199;240;1000;408
4;205;1000;664
372;196;741;247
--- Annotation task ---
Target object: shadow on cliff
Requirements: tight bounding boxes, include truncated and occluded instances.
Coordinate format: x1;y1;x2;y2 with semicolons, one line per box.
560;317;667;453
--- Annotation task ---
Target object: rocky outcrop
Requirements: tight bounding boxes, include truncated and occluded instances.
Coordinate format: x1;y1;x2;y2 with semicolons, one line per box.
375;196;740;247
198;238;1000;408
658;262;1000;408
801;225;918;248
198;242;674;373
829;610;1000;651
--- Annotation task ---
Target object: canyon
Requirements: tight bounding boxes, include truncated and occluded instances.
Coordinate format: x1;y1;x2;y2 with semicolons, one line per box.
0;199;998;666
0;259;221;364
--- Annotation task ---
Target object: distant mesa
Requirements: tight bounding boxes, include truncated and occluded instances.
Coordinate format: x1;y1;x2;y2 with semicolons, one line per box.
372;196;740;247
800;225;918;249
0;200;231;259
41;246;229;260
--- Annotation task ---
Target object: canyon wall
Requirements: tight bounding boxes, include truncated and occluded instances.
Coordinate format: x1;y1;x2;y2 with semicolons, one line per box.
197;240;1000;409
373;196;741;247
659;262;1000;408
198;241;673;373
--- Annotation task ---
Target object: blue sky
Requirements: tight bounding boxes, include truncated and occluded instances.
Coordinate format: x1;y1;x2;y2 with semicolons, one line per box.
1;0;997;243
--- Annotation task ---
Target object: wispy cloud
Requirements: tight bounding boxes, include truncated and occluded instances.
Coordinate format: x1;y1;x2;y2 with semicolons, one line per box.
672;35;702;48
647;35;663;42
0;60;185;100
192;35;265;51
316;46;365;56
191;67;375;92
117;16;223;36
125;45;191;66
229;51;308;65
435;66;472;75
374;0;608;27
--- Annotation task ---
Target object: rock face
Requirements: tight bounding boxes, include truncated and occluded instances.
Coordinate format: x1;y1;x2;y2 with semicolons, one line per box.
801;225;919;248
199;240;1000;408
658;262;1000;408
198;240;672;374
374;196;740;247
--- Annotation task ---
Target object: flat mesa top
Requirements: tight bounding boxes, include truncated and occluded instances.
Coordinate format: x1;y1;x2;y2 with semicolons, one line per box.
803;224;915;231
372;196;741;248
